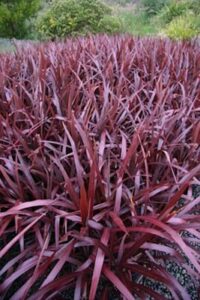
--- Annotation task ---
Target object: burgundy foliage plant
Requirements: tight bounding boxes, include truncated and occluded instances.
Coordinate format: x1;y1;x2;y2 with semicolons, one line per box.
0;35;200;299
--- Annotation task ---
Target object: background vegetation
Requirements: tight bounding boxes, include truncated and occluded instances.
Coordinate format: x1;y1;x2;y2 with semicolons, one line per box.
0;0;200;43
0;0;40;39
115;0;200;39
37;0;121;38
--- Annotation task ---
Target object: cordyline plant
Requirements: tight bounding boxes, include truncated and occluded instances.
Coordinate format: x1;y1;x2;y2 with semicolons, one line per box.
0;35;200;300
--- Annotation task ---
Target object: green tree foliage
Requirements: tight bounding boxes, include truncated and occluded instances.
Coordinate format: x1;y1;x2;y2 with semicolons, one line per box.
189;0;200;14
0;0;41;39
37;0;121;39
159;0;195;24
141;0;170;16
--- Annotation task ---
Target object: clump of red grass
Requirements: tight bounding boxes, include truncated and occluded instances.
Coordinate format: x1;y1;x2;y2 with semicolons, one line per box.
0;35;200;300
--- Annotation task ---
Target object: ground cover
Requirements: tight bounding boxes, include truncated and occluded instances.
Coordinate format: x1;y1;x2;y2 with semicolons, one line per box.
0;35;200;299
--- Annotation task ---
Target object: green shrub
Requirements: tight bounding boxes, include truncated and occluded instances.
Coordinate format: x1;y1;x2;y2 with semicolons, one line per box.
141;0;170;16
97;15;122;34
164;14;200;40
188;0;200;14
37;0;119;39
158;0;192;24
0;0;41;39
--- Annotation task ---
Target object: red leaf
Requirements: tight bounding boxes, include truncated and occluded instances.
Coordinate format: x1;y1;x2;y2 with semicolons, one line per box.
103;265;135;300
80;184;88;225
89;228;110;300
109;211;128;234
0;214;45;259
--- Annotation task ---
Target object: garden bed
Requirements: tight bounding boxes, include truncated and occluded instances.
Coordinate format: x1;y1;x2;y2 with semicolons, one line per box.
0;35;200;299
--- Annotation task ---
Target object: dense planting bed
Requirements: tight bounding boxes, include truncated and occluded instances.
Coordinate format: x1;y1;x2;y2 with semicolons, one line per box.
0;36;200;299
